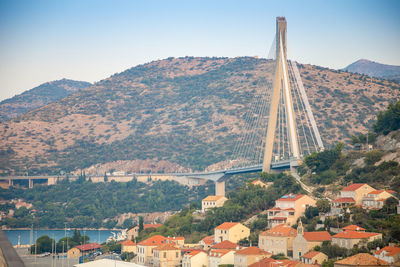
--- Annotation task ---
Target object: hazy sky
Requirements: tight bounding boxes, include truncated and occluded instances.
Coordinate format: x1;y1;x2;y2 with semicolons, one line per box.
0;0;399;101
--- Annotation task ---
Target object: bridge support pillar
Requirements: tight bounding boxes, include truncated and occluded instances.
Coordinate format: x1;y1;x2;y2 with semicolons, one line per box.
215;181;225;196
28;179;33;189
8;179;13;187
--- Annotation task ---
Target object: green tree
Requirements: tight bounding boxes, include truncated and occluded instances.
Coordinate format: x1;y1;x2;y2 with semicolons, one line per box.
139;216;144;233
373;101;400;135
30;235;55;254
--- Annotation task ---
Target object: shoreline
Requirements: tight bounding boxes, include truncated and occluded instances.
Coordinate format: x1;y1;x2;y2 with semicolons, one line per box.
2;228;123;231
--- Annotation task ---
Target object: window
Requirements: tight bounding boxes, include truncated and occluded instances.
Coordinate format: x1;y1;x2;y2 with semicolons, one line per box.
176;252;179;258
163;252;166;258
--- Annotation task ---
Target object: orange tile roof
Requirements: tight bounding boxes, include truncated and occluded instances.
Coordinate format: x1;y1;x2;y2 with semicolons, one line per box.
153;243;179;251
121;240;136;246
333;230;380;239
335;253;389;266
138;235;167;246
166;236;184;243
277;259;302;267
203;195;226;201
271;217;288;221
342;225;366;231
143;223;163;230
211;240;239;250
302;250;323;259
186;250;206;257
201;235;214;245
249;258;277;267
375;246;400;256
75;243;101;251
342;183;367;191
303;231;332;241
261;224;297;237
333;197;355;203
368;190;386;195
235;246;271;256
215;222;239;230
209;249;231;257
277;194;305;202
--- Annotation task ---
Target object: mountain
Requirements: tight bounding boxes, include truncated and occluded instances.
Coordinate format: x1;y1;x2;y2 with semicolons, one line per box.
343;59;400;82
0;79;91;121
0;57;399;176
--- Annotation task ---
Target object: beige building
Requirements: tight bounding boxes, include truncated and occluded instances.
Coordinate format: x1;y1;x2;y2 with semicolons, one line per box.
333;183;375;206
374;246;400;264
67;243;101;259
334;253;389;267
250;180;273;188
267;194;316;227
214;222;250;244
152;243;181;267
209;249;235;267
234;247;271;267
332;230;382;250
136;235;168;265
362;190;396;209
127;223;163;240
258;224;297;256
293;222;332;260
202;195;228;213
121;239;136;253
301;251;328;265
182;250;209;267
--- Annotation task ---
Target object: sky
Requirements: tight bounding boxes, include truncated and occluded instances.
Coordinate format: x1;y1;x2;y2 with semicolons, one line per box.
0;0;399;101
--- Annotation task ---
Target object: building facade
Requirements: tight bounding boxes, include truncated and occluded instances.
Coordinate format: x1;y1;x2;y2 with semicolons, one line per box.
214;222;250;244
258;224;297;256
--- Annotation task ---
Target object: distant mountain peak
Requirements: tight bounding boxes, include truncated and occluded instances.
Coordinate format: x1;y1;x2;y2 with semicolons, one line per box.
343;59;400;81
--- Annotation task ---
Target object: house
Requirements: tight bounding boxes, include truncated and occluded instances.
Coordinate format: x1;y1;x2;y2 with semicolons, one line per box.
208;249;235;267
301;251;328;265
334;253;389;267
152;243;181;267
136;235;168;265
202;195;228;213
258;224;297;256
250;258;301;267
293;221;332;260
121;239;136;253
127;223;163;240
200;235;215;250
250;180;273;189
267;194;316;227
333;183;375;207
374;246;400;263
182;250;209;267
362;190;396;209
73;258;142;266
332;230;382;249
166;236;185;247
214;222;250;243
67;243;101;258
341;225;365;232
234;247;271;267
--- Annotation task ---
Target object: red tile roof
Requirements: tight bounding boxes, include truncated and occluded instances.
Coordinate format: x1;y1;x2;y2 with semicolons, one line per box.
302;250;323;259
215;222;239;230
75;243;101;252
271;217;287;221
303;231;332;241
277;194;304;202
186;250;206;257
375;246;400;256
333;231;380;239
332;197;355;203
209;249;232;257
153;243;179;251
138;235;167;246
121;240;136;246
235;246;271;256
342;183;367;191
335;253;389;266
201;235;214;245
211;240;239;250
342;225;365;231
261;224;296;237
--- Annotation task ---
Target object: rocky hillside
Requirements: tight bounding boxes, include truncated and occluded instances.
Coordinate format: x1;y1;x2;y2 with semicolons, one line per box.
0;57;399;176
343;59;400;82
0;79;91;121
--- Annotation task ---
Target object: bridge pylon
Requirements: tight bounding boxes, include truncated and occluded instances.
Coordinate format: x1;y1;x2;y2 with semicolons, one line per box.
262;17;300;173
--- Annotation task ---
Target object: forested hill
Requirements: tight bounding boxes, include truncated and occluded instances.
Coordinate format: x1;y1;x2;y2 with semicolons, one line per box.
0;79;91;121
0;57;399;176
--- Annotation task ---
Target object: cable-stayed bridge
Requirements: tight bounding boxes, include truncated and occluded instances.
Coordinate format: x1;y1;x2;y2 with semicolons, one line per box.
1;17;324;195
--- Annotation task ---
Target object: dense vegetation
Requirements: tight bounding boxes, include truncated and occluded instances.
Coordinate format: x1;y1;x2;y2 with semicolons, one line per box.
0;178;213;229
